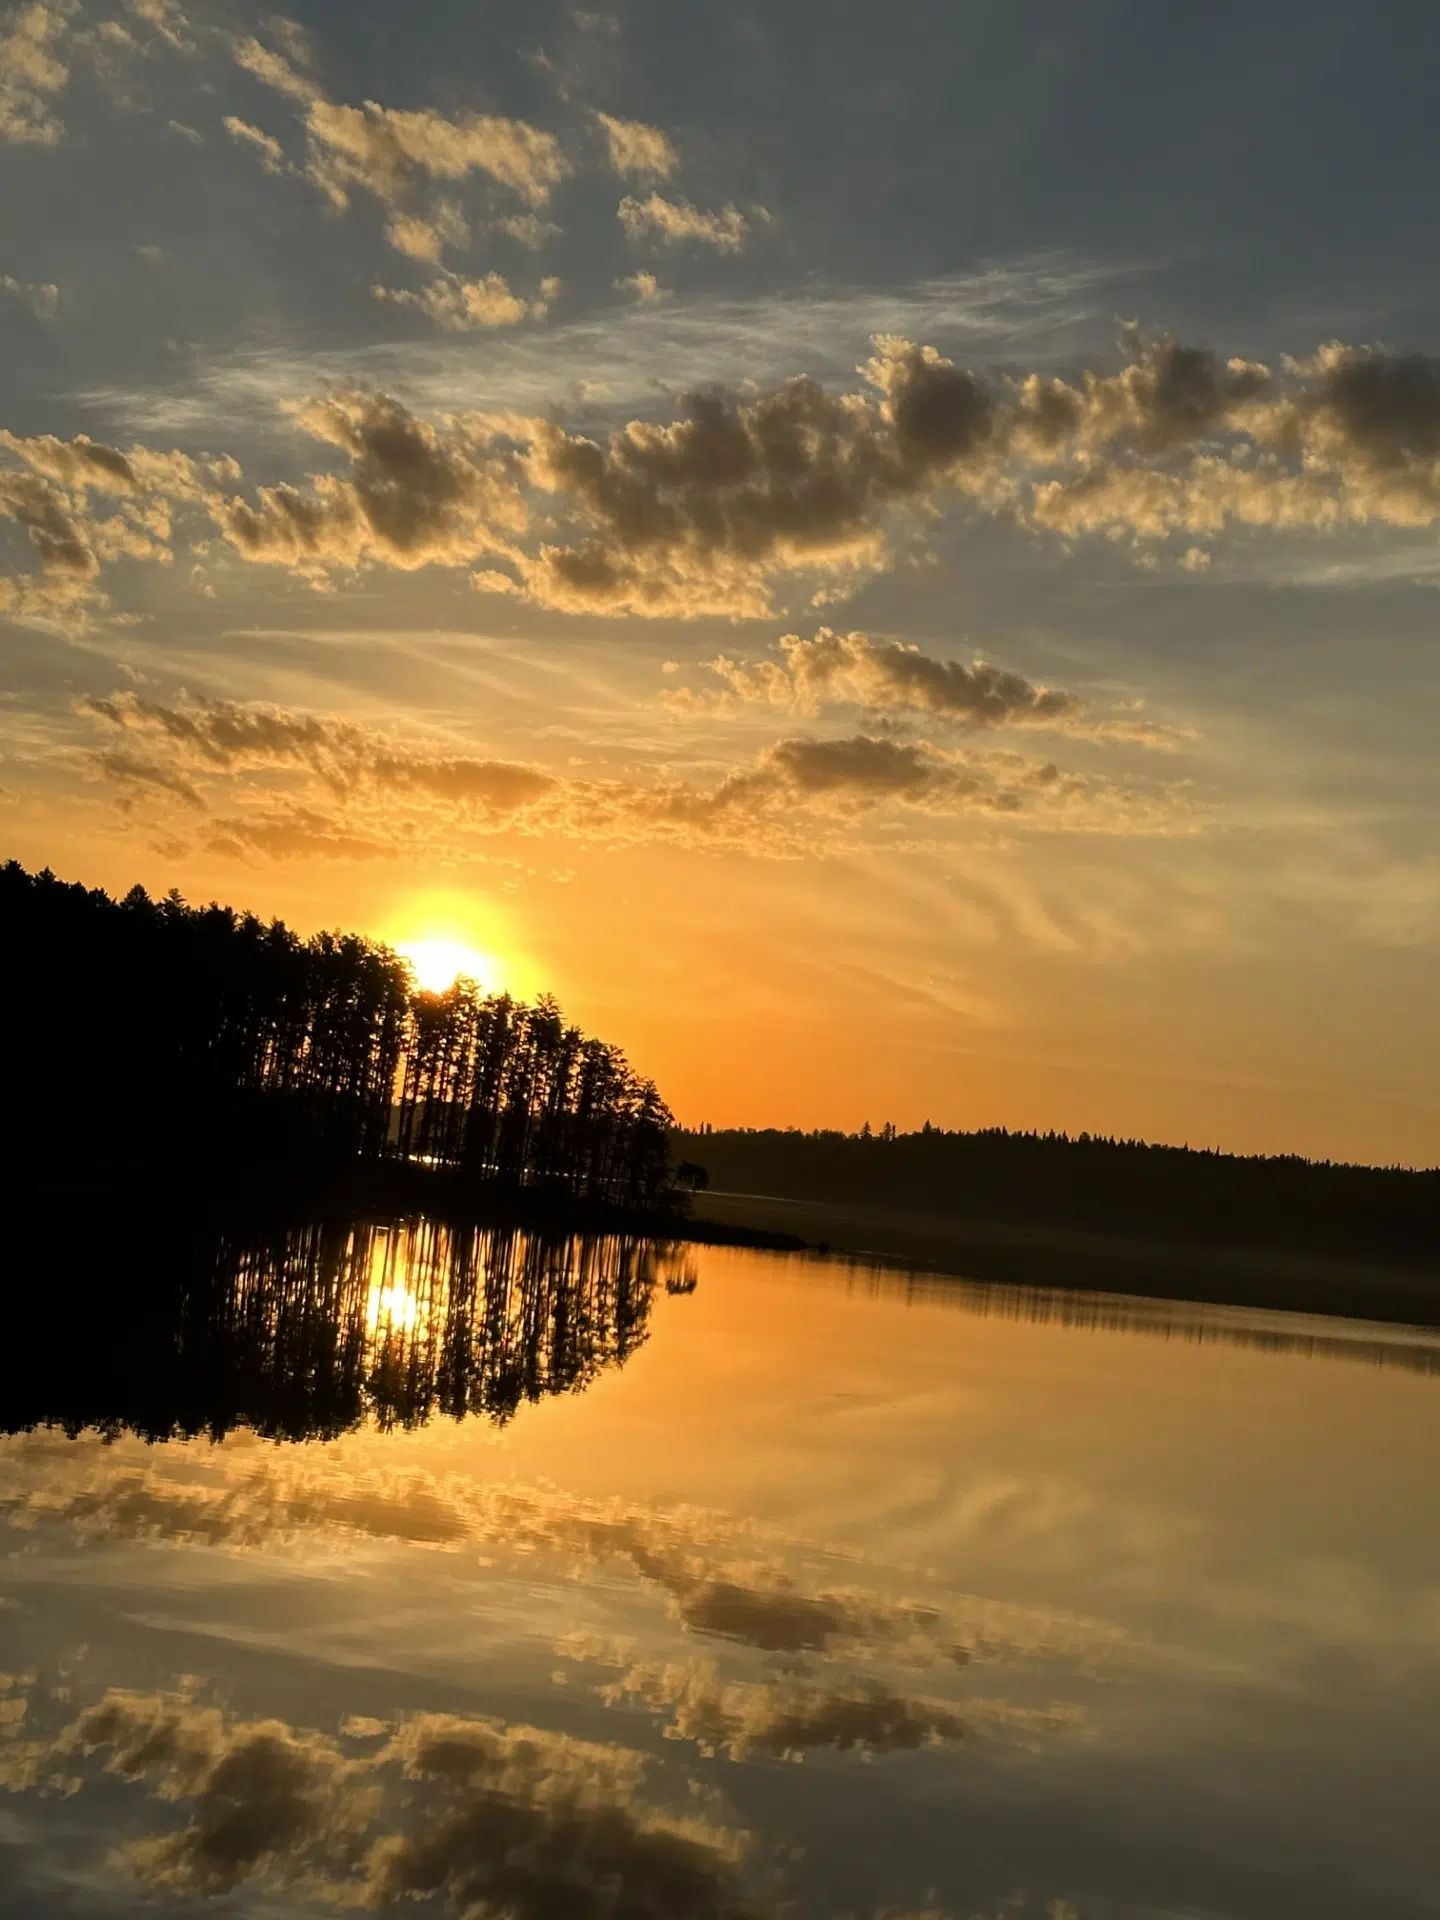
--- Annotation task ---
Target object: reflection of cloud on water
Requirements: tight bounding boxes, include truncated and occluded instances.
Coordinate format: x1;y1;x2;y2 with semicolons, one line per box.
0;1436;1126;1674
3;1688;758;1916
584;1655;1082;1762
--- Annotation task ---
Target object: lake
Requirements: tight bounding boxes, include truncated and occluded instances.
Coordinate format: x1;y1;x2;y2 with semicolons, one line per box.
2;1213;1439;1919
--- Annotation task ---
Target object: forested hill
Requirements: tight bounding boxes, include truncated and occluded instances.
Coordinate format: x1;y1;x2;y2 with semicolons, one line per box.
671;1125;1440;1269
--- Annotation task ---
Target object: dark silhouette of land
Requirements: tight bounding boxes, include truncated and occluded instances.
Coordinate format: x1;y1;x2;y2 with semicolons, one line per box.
674;1125;1440;1326
2;860;678;1216
6;858;1438;1329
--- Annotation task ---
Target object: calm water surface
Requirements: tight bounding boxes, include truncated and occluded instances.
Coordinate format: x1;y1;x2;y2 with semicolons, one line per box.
2;1217;1439;1919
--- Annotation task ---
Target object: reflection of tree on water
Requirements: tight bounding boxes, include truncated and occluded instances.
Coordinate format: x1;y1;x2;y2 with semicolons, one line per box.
2;1213;694;1443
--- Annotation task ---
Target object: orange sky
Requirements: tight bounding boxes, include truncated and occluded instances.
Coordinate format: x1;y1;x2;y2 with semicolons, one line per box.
4;2;1440;1167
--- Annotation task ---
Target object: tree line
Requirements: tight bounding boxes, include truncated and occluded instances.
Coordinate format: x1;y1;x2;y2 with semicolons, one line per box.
1;861;672;1209
671;1123;1440;1269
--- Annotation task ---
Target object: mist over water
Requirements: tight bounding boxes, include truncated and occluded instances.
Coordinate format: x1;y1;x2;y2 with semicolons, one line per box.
1;1215;1439;1919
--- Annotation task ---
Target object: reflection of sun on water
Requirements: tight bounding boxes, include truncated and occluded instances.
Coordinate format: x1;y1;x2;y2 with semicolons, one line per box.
365;1232;422;1336
398;938;503;995
365;1281;420;1335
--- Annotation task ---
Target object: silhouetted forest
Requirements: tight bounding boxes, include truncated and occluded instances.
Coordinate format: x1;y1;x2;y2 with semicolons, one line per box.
1;862;673;1210
0;1207;691;1442
675;1124;1440;1271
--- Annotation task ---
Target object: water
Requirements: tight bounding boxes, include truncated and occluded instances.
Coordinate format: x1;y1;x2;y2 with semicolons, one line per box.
2;1214;1439;1919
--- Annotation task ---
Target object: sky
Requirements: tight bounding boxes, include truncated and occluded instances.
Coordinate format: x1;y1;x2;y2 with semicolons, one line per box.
2;0;1440;1165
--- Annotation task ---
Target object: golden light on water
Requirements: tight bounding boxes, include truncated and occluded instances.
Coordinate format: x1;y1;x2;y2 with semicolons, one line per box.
398;937;504;995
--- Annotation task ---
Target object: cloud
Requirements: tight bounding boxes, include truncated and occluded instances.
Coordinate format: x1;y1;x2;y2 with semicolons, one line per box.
0;470;99;578
206;389;526;575
78;693;1193;856
222;114;288;174
0;427;206;623
362;1711;750;1920
670;629;1188;751
374;270;558;331
231;31;569;257
24;327;1440;622
616;269;668;304
0;273;58;319
595;1660;1067;1762
57;1690;373;1896
619;192;751;252
124;0;192;55
597;112;677;180
36;1690;755;1916
0;0;75;146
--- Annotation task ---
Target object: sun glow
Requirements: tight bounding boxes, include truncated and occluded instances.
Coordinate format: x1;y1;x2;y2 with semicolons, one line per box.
399;937;504;995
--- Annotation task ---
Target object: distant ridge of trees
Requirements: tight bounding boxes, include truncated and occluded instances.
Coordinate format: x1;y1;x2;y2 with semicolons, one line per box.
1;861;673;1209
673;1123;1440;1268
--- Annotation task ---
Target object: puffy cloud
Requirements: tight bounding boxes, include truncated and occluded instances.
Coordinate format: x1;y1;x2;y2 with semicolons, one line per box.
0;273;58;319
616;269;668;304
383;199;469;262
0;1;75;146
672;629;1188;751
58;1691;373;1896
231;32;569;253
618;192;750;252
36;1690;755;1916
374;270;557;331
691;629;1082;727
597;112;678;180
499;334;1028;616
593;1661;1081;1763
363;1711;750;1920
20;327;1439;621
0;469;97;577
206;390;526;574
0;427;207;623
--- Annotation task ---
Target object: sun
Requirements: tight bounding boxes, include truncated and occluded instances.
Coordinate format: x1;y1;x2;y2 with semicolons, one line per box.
398;937;503;995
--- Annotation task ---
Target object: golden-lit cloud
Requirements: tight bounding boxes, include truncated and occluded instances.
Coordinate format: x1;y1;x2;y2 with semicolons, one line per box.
230;29;570;255
206;390;526;576
221;113;288;174
669;630;1190;750
616;268;668;304
618;191;751;252
373;270;561;330
0;0;76;147
596;111;677;180
17;1689;754;1914
13;330;1440;628
589;1656;1080;1762
78;692;1194;857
